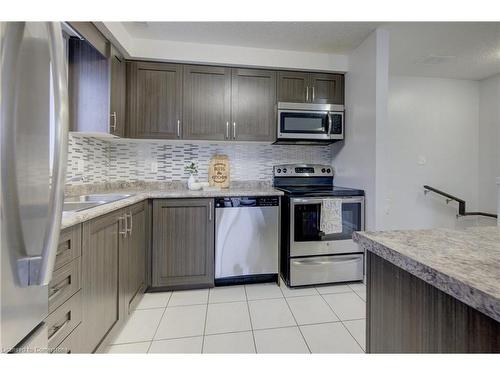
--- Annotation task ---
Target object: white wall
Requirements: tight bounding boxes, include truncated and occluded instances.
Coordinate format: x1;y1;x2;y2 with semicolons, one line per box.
331;29;389;230
378;76;483;230
98;22;349;72
478;74;500;214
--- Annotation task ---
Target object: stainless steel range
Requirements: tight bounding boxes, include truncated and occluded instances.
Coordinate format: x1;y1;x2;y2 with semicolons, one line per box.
273;164;365;287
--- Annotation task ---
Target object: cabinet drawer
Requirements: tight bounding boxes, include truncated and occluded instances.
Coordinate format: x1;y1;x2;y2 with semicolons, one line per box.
49;257;81;313
55;225;81;270
45;291;82;350
52;324;83;354
289;253;364;287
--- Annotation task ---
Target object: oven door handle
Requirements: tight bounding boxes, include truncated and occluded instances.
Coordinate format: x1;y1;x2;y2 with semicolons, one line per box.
291;197;364;204
292;257;361;266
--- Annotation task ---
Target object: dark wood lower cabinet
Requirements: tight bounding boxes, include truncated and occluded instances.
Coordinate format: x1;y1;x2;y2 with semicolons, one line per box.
121;201;147;317
51;197;212;352
152;198;215;290
367;252;500;353
79;203;148;353
81;211;123;353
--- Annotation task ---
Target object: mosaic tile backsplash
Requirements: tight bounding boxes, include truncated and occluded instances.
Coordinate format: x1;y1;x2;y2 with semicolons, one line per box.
66;134;332;185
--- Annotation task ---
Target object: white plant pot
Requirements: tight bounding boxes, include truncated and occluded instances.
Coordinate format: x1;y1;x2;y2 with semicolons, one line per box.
187;174;200;190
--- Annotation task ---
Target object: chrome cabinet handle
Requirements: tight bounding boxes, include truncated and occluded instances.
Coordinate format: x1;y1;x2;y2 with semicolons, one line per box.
110;111;117;132
1;23;69;286
126;212;133;235
312;86;315;102
177;119;181;138
306;86;309;102
225;121;229;140
232;122;236;140
208;201;212;221
119;216;127;237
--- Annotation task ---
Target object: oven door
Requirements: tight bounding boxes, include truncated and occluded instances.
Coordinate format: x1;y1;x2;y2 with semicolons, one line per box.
278;110;331;140
289;197;364;257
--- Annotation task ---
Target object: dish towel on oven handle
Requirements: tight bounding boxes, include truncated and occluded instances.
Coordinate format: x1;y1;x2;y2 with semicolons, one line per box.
320;198;343;235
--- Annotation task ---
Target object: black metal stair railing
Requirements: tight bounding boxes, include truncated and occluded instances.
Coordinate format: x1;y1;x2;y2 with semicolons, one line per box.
423;185;498;219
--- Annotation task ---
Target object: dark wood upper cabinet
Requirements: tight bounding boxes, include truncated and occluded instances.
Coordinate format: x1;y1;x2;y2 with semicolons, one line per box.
68;38;109;133
127;61;183;139
152;198;215;290
309;73;344;104
183;65;231;141
109;46;126;137
277;71;345;104
277;71;309;103
231;68;276;142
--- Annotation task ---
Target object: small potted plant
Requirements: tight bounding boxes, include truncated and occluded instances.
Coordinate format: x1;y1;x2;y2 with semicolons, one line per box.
184;162;199;190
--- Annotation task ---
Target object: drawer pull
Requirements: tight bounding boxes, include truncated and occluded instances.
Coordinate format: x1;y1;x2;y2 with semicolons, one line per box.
49;276;71;300
48;313;71;340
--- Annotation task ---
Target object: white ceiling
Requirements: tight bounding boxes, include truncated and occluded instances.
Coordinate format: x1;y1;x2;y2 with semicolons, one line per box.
387;22;500;80
122;22;381;54
119;22;500;80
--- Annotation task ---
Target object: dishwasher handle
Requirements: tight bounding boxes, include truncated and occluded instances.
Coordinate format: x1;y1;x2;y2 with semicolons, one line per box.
215;196;280;208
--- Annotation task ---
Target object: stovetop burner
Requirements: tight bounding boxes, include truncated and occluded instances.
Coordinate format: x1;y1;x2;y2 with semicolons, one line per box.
272;163;364;197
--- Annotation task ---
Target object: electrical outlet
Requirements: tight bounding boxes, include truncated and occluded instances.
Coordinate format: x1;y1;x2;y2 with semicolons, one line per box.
150;160;158;173
417;155;427;166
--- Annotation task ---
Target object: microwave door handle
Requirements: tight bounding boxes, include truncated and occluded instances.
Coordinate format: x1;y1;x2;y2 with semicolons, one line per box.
327;113;332;136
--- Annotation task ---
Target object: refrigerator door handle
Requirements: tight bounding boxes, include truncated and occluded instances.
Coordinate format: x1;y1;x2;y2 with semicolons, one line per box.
35;22;69;286
1;22;69;286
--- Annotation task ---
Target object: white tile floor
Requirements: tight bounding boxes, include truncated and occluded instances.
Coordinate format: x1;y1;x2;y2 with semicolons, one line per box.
106;280;366;354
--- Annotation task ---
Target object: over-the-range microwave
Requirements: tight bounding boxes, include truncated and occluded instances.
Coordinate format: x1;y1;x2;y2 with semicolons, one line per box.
274;102;344;145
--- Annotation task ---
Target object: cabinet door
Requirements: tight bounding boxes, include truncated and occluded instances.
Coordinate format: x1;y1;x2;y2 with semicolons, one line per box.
231;68;276;142
277;71;310;103
152;199;214;289
81;211;124;353
121;202;147;316
183;65;231;140
309;73;344;104
109;46;126;137
128;61;182;139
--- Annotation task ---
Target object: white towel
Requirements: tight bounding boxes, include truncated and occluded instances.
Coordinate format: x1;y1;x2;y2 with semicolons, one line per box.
320;198;343;235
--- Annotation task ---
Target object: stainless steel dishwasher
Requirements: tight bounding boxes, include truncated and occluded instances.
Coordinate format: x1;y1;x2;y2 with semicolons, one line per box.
215;196;279;285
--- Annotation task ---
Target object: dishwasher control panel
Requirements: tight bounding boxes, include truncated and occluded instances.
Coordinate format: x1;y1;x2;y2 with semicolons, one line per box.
215;196;280;208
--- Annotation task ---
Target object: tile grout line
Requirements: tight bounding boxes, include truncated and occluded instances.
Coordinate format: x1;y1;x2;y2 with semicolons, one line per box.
200;290;210;353
317;291;365;353
243;285;258;354
280;286;312;354
146;293;173;353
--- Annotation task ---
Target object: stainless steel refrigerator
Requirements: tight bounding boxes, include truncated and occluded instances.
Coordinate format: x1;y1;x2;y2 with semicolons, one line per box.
1;22;68;352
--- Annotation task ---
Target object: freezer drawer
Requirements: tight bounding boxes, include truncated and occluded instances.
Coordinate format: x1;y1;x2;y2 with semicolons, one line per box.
289;253;364;287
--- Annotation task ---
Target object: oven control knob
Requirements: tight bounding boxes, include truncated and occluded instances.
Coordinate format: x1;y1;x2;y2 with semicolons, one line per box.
327;168;331;173
321;168;326;173
277;168;281;173
283;168;287;173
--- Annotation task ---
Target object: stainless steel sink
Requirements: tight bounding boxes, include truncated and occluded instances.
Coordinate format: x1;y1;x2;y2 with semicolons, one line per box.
63;201;104;212
63;193;134;212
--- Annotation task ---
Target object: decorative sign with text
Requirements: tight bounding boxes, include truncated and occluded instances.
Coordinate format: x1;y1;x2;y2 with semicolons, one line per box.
208;154;230;188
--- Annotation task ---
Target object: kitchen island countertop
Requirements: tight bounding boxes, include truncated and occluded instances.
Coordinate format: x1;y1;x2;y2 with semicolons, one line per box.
353;226;500;323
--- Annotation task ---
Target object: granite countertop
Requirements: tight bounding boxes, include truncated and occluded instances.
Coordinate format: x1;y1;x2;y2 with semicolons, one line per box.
61;181;283;229
353;226;500;323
